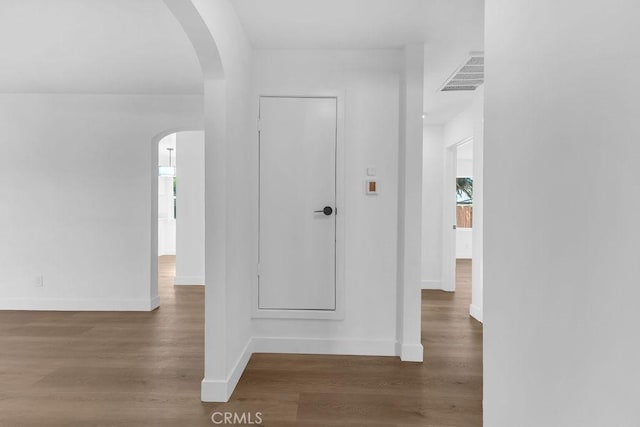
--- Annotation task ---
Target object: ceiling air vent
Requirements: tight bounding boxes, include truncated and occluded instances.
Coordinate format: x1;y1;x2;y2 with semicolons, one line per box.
440;52;484;92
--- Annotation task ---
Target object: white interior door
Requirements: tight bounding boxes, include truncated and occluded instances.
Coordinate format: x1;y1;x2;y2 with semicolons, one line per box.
258;96;337;310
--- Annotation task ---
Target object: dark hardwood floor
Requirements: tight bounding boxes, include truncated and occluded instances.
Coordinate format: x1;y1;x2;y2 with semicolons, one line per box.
0;257;481;426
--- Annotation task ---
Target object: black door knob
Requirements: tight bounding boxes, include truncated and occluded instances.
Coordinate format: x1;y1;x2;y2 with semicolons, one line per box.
314;206;333;216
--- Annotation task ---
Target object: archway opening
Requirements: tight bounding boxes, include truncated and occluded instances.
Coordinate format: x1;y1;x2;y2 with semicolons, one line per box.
151;129;205;307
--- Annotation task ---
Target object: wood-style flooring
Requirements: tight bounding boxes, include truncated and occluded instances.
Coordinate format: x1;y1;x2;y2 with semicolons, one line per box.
0;257;481;426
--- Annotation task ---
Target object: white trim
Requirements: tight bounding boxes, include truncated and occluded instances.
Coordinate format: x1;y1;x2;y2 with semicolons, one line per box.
200;336;413;402
398;343;424;362
252;337;396;357
200;378;230;403
253;90;346;321
445;135;473;150
174;276;205;286
251;308;344;320
201;339;253;402
421;279;443;290
0;297;159;312
441;144;457;292
470;304;483;323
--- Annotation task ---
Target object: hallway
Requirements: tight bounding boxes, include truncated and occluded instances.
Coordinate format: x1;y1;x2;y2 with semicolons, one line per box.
0;258;481;426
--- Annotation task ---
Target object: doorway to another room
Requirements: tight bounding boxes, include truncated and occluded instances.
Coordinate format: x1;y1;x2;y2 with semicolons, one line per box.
158;134;177;260
455;140;474;292
441;137;475;294
156;131;205;305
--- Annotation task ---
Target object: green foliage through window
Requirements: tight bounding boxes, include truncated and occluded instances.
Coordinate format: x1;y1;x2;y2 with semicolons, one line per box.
456;177;473;205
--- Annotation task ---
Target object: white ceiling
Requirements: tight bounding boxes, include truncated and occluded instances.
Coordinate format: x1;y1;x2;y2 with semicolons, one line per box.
230;0;482;50
230;0;484;124
422;44;483;124
0;0;203;94
0;0;484;123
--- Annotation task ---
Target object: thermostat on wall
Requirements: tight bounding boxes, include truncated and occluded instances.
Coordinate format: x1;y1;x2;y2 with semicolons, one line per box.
365;179;378;195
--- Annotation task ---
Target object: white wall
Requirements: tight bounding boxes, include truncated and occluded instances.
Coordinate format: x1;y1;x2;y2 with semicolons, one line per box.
158;175;176;255
421;125;444;289
0;94;203;311
251;48;403;353
485;1;640;425
456;230;473;259
175;131;205;285
457;158;473;178
444;88;483;147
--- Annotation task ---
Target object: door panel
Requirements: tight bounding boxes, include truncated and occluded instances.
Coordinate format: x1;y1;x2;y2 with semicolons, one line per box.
258;96;337;310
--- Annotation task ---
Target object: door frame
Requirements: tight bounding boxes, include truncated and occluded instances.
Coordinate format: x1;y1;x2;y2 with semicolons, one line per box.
252;90;346;320
441;136;473;292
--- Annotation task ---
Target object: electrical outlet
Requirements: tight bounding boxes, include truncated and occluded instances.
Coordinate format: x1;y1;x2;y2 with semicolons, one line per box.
35;275;43;288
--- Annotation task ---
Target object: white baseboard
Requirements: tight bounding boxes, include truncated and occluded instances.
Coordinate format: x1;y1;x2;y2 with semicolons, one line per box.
441;279;456;292
200;336;416;402
0;297;159;312
200;378;231;403
421;279;443;290
397;342;424;362
201;339;253;402
470;304;483;323
174;276;205;286
252;336;397;357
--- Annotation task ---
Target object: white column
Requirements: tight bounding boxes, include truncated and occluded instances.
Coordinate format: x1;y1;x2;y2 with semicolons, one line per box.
202;79;228;400
396;44;425;362
470;100;483;322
